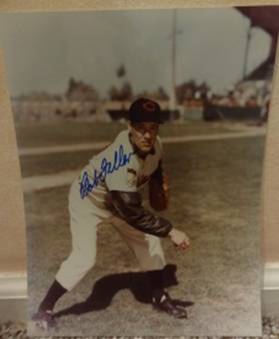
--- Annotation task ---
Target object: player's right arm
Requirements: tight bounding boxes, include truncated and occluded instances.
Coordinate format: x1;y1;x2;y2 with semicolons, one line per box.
110;190;190;248
104;137;189;244
109;190;172;237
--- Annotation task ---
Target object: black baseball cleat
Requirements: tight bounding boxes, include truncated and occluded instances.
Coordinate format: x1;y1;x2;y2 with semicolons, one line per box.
32;309;57;330
171;298;194;308
152;293;188;319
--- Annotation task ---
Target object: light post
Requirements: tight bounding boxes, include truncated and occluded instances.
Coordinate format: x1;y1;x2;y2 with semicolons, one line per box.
170;9;183;120
243;21;252;79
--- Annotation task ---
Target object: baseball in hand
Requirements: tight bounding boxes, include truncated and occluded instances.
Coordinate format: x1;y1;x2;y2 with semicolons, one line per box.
169;228;190;250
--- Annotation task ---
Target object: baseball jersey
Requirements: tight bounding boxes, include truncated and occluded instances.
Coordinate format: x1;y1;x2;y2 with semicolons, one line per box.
76;129;162;211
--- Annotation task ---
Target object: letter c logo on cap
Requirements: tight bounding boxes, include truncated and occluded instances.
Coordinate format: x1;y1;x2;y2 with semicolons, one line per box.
143;101;156;112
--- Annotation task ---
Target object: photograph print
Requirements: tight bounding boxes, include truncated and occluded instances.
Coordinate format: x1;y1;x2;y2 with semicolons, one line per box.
0;5;278;337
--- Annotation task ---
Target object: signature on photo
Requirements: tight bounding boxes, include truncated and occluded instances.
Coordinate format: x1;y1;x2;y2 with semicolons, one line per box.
79;144;133;198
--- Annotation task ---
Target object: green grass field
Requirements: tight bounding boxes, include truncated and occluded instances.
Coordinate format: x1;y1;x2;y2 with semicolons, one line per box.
18;120;239;178
16;120;235;148
25;136;264;336
20;150;95;177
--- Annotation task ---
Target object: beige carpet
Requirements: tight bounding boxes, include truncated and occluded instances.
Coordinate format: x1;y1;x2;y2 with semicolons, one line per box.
1;317;279;339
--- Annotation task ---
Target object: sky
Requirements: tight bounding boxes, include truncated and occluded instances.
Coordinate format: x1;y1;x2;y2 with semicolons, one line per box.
0;8;271;98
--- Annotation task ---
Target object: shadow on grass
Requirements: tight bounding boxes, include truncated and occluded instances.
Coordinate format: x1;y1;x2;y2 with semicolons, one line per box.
55;264;194;318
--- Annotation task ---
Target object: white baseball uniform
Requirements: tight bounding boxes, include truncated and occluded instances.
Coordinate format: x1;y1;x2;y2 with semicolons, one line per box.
56;129;166;291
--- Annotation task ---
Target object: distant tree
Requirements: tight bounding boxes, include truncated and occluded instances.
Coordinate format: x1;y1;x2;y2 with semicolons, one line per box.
197;81;210;96
108;82;133;101
67;78;77;94
109;86;120;100
121;82;133;100
66;77;77;97
66;77;99;101
176;80;197;104
156;86;169;100
117;64;126;78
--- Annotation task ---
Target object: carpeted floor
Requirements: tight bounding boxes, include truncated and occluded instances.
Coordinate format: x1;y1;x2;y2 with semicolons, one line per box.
1;317;279;339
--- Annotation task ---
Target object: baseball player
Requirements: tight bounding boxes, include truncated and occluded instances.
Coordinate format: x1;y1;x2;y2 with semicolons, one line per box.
33;97;190;329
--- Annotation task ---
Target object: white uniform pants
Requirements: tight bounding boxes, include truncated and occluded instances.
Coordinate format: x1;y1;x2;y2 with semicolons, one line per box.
55;183;166;291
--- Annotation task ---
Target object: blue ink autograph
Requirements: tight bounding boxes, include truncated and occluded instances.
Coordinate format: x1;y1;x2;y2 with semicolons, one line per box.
79;144;133;199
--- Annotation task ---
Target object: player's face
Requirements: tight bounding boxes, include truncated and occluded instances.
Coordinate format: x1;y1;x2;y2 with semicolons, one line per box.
129;122;159;154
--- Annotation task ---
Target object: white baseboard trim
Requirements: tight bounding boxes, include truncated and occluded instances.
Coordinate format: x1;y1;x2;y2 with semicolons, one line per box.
0;273;27;299
263;263;279;291
0;263;279;300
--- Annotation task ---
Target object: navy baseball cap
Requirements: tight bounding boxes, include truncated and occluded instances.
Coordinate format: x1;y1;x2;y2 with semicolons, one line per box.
128;98;163;124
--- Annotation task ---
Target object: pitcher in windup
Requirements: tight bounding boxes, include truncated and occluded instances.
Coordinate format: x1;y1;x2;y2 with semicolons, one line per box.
33;97;191;329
